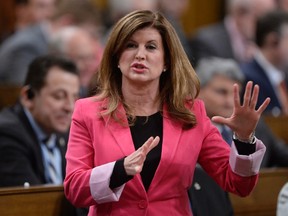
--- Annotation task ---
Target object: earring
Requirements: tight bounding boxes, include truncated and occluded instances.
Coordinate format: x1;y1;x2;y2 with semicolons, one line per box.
118;65;120;68
163;68;166;72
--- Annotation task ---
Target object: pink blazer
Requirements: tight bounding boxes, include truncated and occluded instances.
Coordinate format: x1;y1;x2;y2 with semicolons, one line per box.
64;97;266;216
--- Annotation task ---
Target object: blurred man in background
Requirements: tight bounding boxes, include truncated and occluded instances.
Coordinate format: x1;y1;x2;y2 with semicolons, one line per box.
0;55;80;187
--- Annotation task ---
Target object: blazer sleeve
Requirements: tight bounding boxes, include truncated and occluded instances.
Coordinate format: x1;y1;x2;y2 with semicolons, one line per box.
195;100;266;197
64;99;125;207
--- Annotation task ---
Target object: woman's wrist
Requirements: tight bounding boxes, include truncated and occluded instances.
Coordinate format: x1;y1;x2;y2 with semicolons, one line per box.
233;131;256;144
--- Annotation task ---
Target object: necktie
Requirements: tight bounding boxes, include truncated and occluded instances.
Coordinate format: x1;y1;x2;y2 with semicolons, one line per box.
221;126;232;146
43;135;62;184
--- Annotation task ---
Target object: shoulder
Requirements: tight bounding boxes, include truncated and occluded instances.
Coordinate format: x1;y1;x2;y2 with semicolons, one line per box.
240;59;264;78
75;96;103;109
0;107;19;126
192;99;205;114
73;97;105;118
0;25;46;54
194;22;226;39
0;105;31;139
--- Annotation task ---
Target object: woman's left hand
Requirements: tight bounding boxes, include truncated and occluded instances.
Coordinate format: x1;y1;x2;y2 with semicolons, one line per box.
212;81;270;141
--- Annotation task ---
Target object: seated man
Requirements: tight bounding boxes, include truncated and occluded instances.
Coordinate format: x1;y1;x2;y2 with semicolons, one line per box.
189;56;288;216
0;54;80;187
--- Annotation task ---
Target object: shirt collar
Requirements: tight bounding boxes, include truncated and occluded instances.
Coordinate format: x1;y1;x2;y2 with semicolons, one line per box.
255;51;284;86
23;107;50;143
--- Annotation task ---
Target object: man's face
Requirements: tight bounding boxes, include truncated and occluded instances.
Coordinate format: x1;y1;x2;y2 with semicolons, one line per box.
29;66;80;134
199;74;240;119
28;0;56;23
67;32;98;87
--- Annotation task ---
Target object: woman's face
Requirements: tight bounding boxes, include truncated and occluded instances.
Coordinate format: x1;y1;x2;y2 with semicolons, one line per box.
118;27;166;88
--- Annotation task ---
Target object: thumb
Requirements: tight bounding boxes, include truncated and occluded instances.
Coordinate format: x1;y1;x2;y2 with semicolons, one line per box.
211;116;227;125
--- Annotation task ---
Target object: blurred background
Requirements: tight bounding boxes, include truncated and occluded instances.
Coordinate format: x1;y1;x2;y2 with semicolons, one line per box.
0;0;225;45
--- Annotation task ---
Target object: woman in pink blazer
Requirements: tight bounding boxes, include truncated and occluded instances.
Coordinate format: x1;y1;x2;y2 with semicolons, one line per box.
64;10;270;216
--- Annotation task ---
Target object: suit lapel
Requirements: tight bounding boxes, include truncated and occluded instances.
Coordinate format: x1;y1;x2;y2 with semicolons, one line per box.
149;107;183;191
101;103;135;157
101;103;146;189
14;103;46;181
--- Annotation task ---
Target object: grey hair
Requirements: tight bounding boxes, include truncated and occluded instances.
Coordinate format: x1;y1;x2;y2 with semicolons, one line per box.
48;26;81;54
225;0;253;13
196;57;244;87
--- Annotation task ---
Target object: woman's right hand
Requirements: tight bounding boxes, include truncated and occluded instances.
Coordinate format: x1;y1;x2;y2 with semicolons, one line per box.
124;136;160;176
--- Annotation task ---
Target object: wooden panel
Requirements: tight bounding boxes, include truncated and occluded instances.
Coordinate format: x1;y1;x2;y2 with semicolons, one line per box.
264;115;288;144
0;185;76;216
230;168;288;216
182;0;224;35
91;0;224;36
0;85;21;109
0;0;16;43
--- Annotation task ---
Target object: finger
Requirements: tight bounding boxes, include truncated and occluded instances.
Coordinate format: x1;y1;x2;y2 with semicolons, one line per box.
146;136;160;153
256;97;271;114
134;165;142;173
140;137;154;155
242;81;253;107
142;136;160;156
233;83;241;108
250;84;259;109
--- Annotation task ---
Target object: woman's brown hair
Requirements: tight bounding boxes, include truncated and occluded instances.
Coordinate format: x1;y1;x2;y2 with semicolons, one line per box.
95;10;200;129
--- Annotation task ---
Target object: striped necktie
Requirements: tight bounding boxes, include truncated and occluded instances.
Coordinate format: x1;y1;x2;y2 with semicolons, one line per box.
43;135;62;184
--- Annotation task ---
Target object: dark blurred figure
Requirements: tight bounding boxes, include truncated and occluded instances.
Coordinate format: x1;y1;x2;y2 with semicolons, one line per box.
14;0;56;31
0;0;56;45
0;0;101;86
241;10;288;116
49;26;100;98
158;0;193;63
190;0;257;66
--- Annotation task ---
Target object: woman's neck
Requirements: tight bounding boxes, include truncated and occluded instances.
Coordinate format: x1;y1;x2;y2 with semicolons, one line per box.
122;85;160;116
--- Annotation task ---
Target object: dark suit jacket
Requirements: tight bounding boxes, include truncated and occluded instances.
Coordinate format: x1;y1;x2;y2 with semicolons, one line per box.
189;165;234;216
241;58;282;114
0;103;67;187
189;22;235;66
0;23;48;85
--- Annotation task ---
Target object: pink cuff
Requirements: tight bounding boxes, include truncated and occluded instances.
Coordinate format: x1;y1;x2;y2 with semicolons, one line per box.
229;138;266;176
89;161;125;204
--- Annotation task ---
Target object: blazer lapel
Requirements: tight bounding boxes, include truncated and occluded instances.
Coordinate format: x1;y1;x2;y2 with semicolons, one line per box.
101;103;145;190
149;107;183;191
101;103;135;157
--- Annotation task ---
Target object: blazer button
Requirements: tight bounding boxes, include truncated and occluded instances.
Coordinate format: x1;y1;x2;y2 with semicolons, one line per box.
138;200;148;209
194;182;201;190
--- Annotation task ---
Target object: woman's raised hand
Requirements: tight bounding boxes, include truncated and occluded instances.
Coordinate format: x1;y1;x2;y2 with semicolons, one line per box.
124;136;160;176
212;81;270;141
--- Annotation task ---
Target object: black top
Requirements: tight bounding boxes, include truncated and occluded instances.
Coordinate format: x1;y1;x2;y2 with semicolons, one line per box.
110;112;163;190
109;112;255;190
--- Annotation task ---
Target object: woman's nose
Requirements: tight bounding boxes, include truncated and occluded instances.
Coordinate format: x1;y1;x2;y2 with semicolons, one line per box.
135;47;145;60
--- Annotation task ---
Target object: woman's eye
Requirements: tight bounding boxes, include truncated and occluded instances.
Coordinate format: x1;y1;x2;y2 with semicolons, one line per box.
126;43;137;48
147;45;156;50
